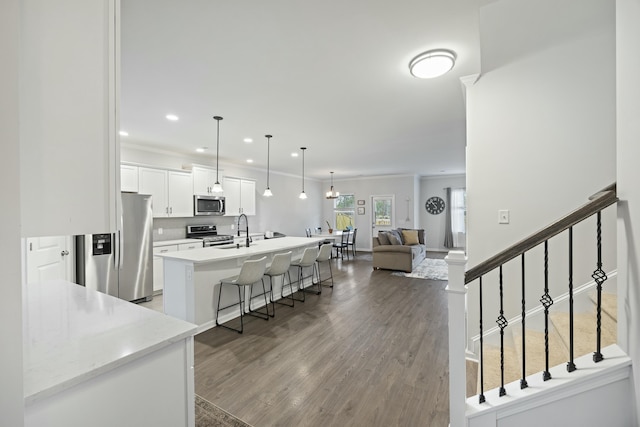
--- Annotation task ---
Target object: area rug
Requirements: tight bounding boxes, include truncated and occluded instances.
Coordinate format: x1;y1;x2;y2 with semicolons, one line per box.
391;257;448;281
195;394;253;427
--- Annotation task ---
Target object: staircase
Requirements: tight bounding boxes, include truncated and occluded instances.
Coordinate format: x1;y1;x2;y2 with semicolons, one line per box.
446;184;636;426
471;287;618;395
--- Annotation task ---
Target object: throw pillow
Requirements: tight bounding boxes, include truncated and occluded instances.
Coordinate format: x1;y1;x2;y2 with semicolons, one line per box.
377;231;391;245
401;229;420;245
388;233;402;245
389;229;403;244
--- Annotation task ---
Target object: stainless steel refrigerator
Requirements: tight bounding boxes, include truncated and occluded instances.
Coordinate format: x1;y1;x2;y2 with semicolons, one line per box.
76;192;154;302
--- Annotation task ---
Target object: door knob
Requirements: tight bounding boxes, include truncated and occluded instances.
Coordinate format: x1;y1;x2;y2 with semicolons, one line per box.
61;250;69;256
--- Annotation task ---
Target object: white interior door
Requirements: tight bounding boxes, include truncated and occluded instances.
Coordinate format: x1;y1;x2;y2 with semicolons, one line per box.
25;236;73;284
371;195;395;248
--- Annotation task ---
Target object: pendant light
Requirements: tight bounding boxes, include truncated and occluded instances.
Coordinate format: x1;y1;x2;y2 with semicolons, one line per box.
211;116;224;193
263;134;273;197
299;147;307;199
325;171;339;199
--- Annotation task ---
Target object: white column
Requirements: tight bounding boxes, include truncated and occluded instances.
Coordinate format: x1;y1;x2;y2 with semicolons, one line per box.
446;250;468;427
0;0;24;425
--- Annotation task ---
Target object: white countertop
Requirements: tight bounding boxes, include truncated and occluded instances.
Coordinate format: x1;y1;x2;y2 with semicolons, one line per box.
23;280;197;405
153;238;202;247
158;236;324;264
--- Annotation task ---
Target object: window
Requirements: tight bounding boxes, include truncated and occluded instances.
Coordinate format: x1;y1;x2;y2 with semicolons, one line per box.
334;194;355;230
451;188;466;248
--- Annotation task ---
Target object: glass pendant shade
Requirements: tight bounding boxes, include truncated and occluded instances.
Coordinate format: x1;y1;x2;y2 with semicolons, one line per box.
325;171;339;199
212;116;224;193
299;147;307;199
263;135;273;197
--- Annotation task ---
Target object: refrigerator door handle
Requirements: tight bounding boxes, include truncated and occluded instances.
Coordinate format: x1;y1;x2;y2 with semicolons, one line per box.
113;231;119;269
119;229;124;269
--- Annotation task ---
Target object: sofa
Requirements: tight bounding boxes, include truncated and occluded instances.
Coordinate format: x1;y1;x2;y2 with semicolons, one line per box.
372;228;426;272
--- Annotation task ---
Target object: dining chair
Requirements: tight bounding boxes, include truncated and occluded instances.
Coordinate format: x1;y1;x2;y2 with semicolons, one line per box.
347;228;357;257
332;230;350;260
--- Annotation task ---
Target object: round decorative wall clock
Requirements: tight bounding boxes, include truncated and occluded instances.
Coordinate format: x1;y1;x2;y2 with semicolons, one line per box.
425;196;445;215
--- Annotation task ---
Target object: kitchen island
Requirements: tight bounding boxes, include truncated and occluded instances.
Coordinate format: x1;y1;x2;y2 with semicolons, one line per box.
159;236;326;332
23;279;197;427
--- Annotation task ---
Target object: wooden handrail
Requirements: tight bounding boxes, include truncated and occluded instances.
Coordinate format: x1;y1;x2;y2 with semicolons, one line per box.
465;184;618;284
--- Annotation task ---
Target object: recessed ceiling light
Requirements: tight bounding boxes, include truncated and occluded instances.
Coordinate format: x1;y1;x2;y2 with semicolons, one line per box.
166;114;179;121
409;49;456;79
119;130;129;137
246;159;254;163
244;138;253;143
291;152;299;157
196;147;207;153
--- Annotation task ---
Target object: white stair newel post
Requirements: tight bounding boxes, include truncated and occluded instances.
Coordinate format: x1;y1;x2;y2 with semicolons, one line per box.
446;250;468;427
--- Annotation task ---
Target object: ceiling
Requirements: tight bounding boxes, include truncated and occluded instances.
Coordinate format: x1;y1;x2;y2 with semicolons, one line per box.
120;0;481;180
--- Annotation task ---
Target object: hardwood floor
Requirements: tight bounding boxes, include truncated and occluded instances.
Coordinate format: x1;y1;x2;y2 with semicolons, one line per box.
194;252;450;427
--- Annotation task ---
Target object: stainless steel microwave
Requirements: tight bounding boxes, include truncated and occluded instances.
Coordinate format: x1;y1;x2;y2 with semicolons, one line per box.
194;195;225;216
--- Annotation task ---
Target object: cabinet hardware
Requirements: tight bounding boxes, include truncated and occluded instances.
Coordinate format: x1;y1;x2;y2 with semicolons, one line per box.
61;250;69;256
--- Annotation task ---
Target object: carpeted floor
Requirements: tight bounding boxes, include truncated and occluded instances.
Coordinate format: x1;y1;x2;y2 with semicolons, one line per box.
195;394;252;427
390;257;448;280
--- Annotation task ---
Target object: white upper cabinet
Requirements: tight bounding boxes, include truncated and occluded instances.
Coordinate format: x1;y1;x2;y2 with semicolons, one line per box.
223;177;256;216
20;0;120;237
240;179;256;216
192;166;219;195
138;167;193;218
121;164;139;193
167;171;193;217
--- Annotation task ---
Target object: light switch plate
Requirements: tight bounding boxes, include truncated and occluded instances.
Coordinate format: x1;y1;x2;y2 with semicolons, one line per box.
498;210;510;224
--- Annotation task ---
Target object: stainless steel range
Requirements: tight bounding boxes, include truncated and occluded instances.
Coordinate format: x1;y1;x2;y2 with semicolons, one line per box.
186;225;234;247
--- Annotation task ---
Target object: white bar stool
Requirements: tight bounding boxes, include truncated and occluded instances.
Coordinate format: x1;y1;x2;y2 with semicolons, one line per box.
215;256;268;334
291;247;320;298
316;243;334;288
264;251;293;315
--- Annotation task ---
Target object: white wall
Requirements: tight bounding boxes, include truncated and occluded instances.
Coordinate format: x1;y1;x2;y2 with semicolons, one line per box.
320;175;419;251
616;0;640;421
420;174;466;252
0;0;24;424
466;0;616;344
121;144;323;239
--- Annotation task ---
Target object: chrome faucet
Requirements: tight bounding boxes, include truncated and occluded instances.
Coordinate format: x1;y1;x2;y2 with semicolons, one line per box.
237;213;250;247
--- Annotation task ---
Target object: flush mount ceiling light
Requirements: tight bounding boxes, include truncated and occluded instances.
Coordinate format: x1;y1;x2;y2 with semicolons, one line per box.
325;171;339;199
211;116;224;193
166;114;179;121
263;135;273;197
299;147;307;200
409;49;456;79
119;130;129;137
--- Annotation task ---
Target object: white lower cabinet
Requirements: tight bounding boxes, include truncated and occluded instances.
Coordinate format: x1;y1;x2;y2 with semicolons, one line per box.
178;242;202;251
153;241;203;293
153;245;178;293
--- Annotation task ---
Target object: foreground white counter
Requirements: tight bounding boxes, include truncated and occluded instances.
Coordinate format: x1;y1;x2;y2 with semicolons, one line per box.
159;236;325;331
23;280;197;427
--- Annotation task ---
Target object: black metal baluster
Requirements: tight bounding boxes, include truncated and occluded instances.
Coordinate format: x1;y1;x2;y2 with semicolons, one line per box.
592;211;607;363
540;240;554;381
521;253;528;389
567;227;576;372
497;266;508;396
479;276;486;404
